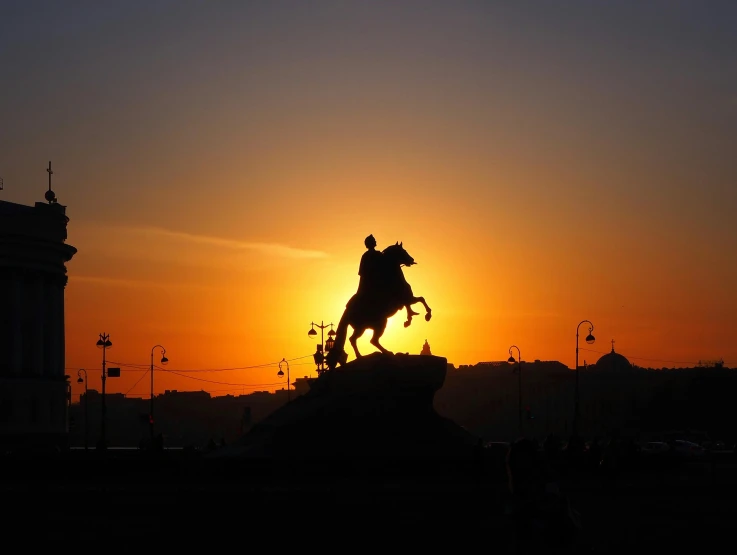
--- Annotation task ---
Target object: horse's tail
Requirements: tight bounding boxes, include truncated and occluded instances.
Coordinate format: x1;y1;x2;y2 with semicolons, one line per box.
325;301;352;370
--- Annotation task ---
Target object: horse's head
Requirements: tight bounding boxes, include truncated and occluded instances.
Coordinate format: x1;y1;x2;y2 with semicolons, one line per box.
383;241;416;267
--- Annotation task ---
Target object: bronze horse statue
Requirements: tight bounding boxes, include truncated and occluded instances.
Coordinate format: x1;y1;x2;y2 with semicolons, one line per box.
325;242;431;370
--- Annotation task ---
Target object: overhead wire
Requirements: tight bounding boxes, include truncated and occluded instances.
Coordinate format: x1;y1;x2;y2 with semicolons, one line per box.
67;353;317;394
124;369;150;396
157;367;289;387
103;353;314;373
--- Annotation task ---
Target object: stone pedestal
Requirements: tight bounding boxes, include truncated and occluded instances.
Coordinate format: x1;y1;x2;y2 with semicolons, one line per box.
213;353;480;463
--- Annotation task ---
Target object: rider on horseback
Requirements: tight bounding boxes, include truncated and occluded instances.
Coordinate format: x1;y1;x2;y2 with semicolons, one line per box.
325;237;432;370
358;234;419;326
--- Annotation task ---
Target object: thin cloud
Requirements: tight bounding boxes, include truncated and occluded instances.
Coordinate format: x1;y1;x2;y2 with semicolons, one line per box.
122;226;329;259
499;310;562;319
70;275;214;291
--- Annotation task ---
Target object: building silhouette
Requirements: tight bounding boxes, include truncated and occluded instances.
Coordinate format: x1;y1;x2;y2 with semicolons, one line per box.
420;340;432;355
595;341;633;373
435;350;736;444
69;387;290;448
0;179;77;452
62;350;737;449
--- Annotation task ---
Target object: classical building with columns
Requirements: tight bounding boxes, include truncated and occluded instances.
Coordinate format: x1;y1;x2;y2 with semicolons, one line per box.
0;183;77;451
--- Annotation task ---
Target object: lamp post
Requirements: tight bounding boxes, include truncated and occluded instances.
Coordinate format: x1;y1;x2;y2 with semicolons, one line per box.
277;358;290;402
149;345;169;445
508;345;522;437
76;369;88;451
96;333;112;450
307;321;336;375
574;320;595;438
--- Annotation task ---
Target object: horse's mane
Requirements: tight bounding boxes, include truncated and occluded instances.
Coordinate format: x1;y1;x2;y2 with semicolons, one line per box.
382;243;403;255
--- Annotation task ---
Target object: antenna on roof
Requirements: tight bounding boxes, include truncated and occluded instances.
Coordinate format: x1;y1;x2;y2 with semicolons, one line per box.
0;176;3;191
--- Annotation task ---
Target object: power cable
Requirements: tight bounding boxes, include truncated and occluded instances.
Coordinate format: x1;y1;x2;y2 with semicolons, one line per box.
103;354;313;373
160;369;289;387
124;369;150;396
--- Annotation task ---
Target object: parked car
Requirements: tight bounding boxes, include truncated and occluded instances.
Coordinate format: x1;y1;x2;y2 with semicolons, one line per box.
703;441;731;453
641;441;670;456
671;440;705;459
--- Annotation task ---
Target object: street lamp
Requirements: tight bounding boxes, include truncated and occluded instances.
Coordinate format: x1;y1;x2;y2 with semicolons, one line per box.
96;333;112;450
574;320;595;438
76;369;88;451
308;321;335;375
508;345;522;437
150;345;168;446
277;358;290;402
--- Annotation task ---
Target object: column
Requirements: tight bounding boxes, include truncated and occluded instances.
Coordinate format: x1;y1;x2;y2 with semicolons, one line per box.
33;273;45;376
0;269;10;371
11;272;23;374
47;279;64;378
58;278;66;378
54;276;66;377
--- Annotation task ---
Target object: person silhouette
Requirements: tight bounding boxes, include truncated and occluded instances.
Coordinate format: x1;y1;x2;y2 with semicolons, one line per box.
357;234;418;326
357;234;383;297
504;438;586;553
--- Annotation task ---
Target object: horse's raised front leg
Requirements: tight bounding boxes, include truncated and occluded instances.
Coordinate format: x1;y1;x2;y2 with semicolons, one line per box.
403;305;420;328
370;320;392;355
411;296;432;321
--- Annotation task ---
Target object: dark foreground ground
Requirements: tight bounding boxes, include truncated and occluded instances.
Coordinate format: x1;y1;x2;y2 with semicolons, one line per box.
2;450;735;552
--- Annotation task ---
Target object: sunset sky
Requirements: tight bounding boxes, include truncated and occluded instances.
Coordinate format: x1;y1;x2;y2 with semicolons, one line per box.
1;1;735;401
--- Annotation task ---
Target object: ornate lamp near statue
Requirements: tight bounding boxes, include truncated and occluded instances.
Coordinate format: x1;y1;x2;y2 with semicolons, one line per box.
308;321;335;375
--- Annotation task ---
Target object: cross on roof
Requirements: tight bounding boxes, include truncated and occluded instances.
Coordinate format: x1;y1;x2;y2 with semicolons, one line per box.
611;339;615;352
44;161;58;203
47;161;53;191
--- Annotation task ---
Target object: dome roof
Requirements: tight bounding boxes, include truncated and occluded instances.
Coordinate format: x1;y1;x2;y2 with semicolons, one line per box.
595;342;632;372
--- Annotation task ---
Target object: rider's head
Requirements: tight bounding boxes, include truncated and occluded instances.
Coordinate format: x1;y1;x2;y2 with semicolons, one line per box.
364;234;377;249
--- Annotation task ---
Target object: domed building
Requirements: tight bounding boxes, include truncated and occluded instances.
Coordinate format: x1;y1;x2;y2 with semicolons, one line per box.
579;340;647;437
594;341;633;373
420;340;432;356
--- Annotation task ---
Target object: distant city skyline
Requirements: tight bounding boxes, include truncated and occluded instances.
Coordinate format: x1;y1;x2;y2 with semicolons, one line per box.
1;1;735;400
66;354;737;450
69;343;730;402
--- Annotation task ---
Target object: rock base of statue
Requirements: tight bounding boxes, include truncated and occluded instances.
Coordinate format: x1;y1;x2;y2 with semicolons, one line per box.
210;353;480;469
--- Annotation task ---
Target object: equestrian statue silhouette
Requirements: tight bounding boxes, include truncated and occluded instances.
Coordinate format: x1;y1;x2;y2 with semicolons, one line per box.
325;239;432;371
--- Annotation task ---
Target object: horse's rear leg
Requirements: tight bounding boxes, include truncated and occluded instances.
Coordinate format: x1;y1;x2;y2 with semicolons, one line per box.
349;328;364;358
370;321;392;355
